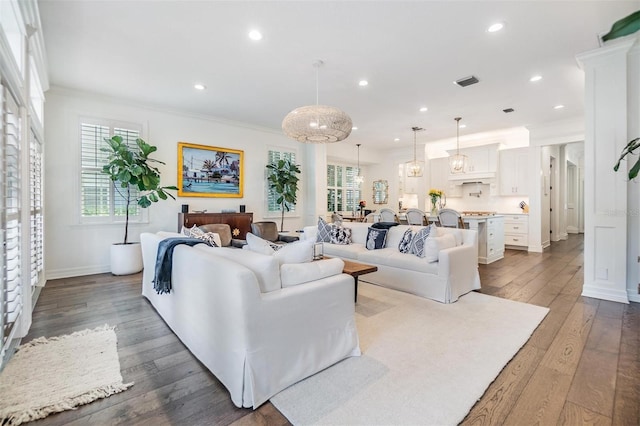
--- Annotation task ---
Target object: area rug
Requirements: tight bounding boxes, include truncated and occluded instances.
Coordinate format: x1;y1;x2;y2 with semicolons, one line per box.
271;283;549;425
0;324;133;425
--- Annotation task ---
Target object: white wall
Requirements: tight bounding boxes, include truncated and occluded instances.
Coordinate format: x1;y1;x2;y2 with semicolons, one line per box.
44;88;308;278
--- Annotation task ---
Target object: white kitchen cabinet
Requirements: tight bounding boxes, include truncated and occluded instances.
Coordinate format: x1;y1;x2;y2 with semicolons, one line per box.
429;157;461;197
503;214;528;250
464;215;504;264
447;144;499;177
499;148;529;196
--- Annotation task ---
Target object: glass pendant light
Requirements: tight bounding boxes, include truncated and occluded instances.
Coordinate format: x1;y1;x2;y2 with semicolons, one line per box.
354;143;364;184
449;117;467;174
405;126;425;178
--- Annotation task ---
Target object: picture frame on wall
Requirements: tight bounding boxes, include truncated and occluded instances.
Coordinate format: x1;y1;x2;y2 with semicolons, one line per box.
177;142;244;198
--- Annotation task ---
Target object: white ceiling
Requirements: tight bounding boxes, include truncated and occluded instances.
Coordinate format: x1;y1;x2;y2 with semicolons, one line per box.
37;1;638;150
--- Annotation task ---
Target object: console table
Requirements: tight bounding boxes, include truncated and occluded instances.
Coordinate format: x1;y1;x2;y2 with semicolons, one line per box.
178;212;253;239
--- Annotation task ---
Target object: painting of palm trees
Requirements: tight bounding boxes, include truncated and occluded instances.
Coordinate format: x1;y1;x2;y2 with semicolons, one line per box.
177;142;243;198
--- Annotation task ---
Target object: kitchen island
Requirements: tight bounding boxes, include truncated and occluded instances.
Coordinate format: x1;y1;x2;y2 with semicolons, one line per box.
462;215;504;264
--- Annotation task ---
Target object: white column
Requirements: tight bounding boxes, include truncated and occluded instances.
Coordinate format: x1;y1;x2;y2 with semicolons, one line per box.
303;143;327;226
577;35;638;304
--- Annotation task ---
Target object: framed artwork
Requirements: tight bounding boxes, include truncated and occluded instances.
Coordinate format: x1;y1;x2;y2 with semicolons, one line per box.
177;142;244;198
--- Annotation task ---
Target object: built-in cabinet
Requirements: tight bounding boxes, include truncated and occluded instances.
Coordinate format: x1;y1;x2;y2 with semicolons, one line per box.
465;216;505;264
499;148;529;196
503;214;529;250
429;157;462;198
447;144;499;180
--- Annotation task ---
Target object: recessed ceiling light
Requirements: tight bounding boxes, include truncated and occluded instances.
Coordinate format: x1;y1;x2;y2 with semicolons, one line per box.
530;75;542;82
459;124;467;129
194;83;206;90
487;22;504;33
352;126;358;130
358;80;368;87
554;104;565;110
394;138;400;142
248;30;263;41
419;107;428;112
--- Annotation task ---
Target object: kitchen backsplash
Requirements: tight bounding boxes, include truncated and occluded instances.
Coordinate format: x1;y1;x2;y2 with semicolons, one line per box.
438;184;529;214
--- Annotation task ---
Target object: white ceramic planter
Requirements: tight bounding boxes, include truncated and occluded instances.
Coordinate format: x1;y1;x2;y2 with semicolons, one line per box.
110;242;143;275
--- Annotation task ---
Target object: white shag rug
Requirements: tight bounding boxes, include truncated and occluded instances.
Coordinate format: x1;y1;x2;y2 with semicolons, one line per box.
0;325;133;425
271;283;549;425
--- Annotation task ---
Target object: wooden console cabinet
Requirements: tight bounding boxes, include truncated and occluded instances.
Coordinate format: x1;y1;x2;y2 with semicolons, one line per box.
178;212;253;239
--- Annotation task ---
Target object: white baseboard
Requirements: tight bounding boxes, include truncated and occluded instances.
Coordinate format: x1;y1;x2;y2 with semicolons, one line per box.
628;292;640;303
567;226;579;234
46;264;110;280
528;244;544;253
582;285;630;304
558;232;568;240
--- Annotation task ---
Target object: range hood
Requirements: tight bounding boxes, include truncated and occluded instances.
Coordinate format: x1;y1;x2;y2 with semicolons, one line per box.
449;171;496;185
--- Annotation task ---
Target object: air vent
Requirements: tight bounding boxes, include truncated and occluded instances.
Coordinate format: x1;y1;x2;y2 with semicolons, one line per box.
503;108;515;113
454;76;479;87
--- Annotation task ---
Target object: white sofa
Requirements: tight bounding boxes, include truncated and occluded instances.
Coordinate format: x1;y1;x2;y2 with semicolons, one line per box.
301;223;481;303
140;232;360;409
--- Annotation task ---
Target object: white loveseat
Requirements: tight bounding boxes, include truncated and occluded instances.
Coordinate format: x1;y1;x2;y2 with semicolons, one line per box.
301;223;481;303
140;232;360;409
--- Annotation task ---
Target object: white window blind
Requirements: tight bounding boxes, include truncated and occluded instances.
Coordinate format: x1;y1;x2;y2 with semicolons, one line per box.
80;122;142;222
29;129;43;287
267;149;296;214
327;163;360;213
2;85;22;345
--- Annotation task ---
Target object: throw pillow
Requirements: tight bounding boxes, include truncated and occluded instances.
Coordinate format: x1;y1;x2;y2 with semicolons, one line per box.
398;228;413;253
330;225;352;245
423;233;457;263
409;224;436;258
246;232;275;255
372;222;399;230
274;239;314;265
365;227;388;250
317;216;333;243
183;224;220;247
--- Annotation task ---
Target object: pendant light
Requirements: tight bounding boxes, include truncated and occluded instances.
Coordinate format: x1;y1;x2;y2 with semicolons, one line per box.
282;60;353;143
405;126;425;178
449;117;467;174
355;143;364;184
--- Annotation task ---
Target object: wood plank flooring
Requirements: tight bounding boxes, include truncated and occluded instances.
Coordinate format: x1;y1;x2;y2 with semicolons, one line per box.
25;234;639;425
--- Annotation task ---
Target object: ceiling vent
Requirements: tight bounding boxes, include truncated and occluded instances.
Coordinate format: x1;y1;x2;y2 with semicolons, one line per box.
503;108;515;113
454;76;479;87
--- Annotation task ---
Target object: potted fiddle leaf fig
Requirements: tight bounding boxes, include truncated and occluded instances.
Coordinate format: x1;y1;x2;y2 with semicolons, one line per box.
102;135;178;275
266;158;301;231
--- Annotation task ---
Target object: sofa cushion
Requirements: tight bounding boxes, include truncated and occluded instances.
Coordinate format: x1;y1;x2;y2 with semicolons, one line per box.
409;225;436;258
323;243;365;260
330;225;352;245
398;228;413;253
358;248;439;274
280;258;345;287
246;232;279;255
437;227;464;246
424;233;457;262
195;246;281;293
274;239;314;265
317;216;333;242
371;222;399;230
365;227;388;250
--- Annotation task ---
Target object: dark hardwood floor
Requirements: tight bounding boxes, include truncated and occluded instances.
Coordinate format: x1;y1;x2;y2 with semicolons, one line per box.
26;234;639;425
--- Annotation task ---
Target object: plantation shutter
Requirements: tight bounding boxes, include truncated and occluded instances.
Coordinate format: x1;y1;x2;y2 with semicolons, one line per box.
267;149;296;213
326;164;361;213
29;129;43;287
2;84;22;346
80;122;141;221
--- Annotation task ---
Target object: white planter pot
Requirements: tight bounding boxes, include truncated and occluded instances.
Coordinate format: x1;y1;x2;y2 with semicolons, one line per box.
110;243;143;275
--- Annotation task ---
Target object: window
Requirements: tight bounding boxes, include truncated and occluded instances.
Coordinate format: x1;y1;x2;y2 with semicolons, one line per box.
80;121;144;223
266;148;297;214
327;163;360;213
29;129;43;288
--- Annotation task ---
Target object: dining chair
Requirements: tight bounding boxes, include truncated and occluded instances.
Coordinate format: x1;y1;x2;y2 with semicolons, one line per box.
405;208;427;226
379;208;399;223
437;208;465;228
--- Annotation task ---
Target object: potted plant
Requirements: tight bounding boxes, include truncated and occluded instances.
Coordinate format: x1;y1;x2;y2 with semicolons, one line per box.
266;158;301;231
614;137;640;179
102;135;178;275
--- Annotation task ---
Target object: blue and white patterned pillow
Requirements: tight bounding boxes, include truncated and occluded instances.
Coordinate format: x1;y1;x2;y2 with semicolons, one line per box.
317;216;333;242
409;225;435;258
398;228;413;253
330;226;352;245
366;227;388;250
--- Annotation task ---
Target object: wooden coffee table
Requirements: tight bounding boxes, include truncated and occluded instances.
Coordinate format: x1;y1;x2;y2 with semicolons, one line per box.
340;259;378;303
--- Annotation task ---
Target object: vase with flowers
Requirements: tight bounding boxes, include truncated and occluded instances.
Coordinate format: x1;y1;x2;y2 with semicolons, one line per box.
428;189;444;216
359;200;366;217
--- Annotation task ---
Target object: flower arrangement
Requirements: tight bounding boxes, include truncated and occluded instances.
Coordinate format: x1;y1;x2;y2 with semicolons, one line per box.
428;189;445;214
